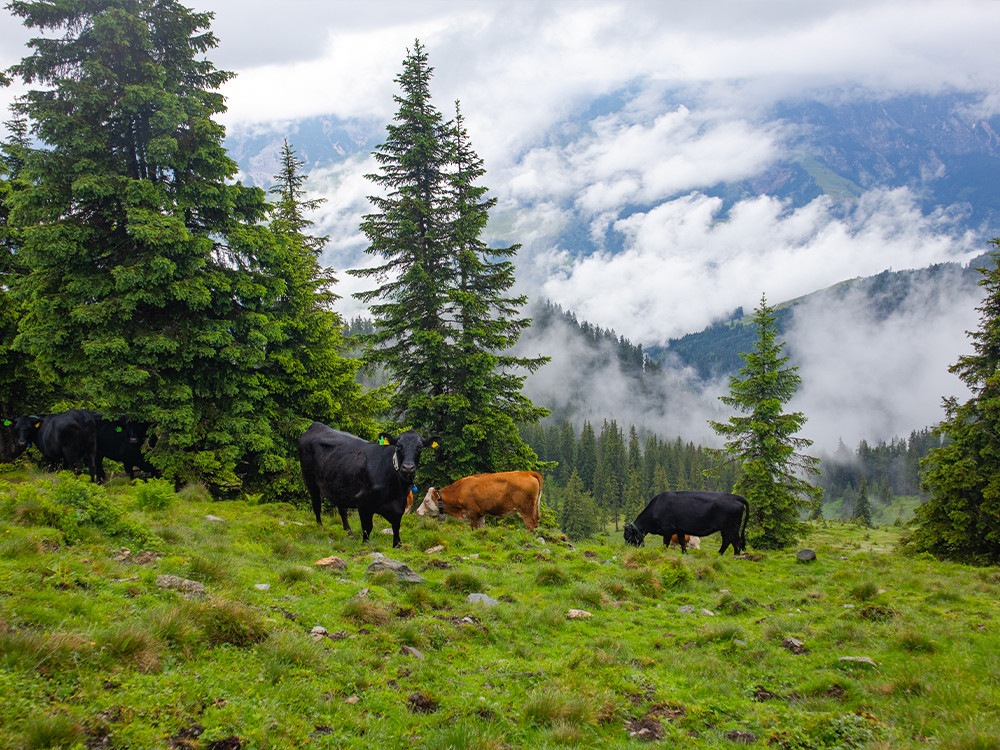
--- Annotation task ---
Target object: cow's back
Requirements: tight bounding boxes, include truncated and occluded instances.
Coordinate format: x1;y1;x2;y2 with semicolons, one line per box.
650;491;746;536
299;423;389;501
447;471;541;515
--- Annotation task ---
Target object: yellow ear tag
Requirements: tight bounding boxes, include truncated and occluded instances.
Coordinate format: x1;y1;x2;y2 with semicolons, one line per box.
378;436;388;446
431;441;439;449
34;422;41;429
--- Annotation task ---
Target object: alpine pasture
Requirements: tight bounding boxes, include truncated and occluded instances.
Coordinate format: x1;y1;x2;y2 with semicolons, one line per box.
2;467;999;749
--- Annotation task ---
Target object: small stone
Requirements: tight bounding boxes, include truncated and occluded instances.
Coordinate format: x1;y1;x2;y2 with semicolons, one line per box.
424;545;445;554
310;626;328;640
701;609;716;616
401;645;425;659
204;515;224;522
839;656;877;666
155;575;206;597
314;556;348;570
367;556;425;584
678;605;695;614
566;609;593;619
380;528;393;535
344;695;360;704
782;637;807;654
355;587;370;598
466;593;499;607
253;583;270;591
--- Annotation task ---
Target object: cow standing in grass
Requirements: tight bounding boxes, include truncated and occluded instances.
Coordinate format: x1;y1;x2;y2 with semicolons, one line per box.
13;409;100;481
624;491;749;555
416;471;544;531
298;424;436;548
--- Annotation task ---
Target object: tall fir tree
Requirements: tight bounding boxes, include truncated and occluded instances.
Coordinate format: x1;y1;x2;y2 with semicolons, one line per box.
710;294;822;549
254;140;384;497
909;241;1000;562
853;476;873;527
354;40;547;486
7;0;284;487
576;420;597;491
559;469;598;541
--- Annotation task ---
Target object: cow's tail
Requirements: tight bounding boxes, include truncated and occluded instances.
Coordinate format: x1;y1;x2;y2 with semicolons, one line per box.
738;495;750;553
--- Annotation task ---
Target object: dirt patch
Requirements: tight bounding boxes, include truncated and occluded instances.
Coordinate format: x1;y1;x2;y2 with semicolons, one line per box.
625;716;663;741
825;684;847;700
407;692;438;714
725;729;755;744
167;724;203;750
206;737;242;750
736;553;765;562
648;702;687;721
752;685;781;702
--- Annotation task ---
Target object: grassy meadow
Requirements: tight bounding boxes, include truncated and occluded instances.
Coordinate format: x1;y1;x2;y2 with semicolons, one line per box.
2;467;1000;749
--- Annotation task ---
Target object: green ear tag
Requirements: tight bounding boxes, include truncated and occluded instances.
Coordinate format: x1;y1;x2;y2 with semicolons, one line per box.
378;436;388;446
2;420;10;426
116;426;123;433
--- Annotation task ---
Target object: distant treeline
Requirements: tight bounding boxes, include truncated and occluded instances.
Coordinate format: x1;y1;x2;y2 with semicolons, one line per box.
519;418;741;532
817;428;943;505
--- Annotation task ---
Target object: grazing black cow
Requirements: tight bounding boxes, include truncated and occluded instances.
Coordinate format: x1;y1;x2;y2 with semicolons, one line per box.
96;417;158;481
13;409;100;480
624;491;750;556
298;423;437;547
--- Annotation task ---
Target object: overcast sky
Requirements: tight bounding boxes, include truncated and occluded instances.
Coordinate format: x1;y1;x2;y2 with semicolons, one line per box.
3;0;999;448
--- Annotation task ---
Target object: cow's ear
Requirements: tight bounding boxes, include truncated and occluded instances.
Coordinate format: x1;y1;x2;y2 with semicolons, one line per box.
378;432;397;446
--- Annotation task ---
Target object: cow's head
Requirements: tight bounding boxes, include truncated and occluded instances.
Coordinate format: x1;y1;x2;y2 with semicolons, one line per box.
414;487;444;517
13;415;43;450
379;430;438;484
623;522;646;547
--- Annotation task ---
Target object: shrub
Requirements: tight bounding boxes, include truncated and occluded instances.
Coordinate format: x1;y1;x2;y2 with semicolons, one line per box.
849;580;880;601
443;570;485;593
535;564;567;586
342;597;392;626
132;478;176;511
18;712;85;749
5;473;155;545
96;622;162;673
523;688;595;726
191;598;269;647
660;558;693;589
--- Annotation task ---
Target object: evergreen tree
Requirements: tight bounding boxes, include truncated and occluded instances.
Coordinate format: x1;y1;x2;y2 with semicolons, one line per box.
623;464;645;523
576;420;597;491
560;469;598;541
710;294;822;549
853;477;873;527
7;0;287;488
909;241;1000;562
353;40;546;486
254;140;384;496
0;115;55;460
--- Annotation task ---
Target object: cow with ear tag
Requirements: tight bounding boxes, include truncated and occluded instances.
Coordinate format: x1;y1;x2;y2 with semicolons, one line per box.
298;423;438;548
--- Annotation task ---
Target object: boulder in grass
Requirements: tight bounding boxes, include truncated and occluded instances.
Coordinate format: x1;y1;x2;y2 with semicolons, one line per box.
367;555;425;584
314;556;348;571
796;549;817;563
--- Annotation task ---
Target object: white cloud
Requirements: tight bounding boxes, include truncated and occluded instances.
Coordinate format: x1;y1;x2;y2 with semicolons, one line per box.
535;188;980;344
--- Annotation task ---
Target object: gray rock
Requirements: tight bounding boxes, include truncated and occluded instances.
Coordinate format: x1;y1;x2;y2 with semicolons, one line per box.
254;583;271;591
155;575;205;597
796;549;817;563
466;593;499;607
701;609;716;616
401;645;425;659
839;656;877;666
204;515;225;522
314;556;348;570
782;637;807;654
367;556;425;584
310;626;329;640
678;605;695;614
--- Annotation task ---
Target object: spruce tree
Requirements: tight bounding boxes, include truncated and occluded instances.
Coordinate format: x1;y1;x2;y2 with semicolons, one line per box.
7;0;284;487
710;294;822;549
560;469;598;541
252;140;384;497
354;40;547;486
854;477;873;527
909;240;1000;562
576;420;597;491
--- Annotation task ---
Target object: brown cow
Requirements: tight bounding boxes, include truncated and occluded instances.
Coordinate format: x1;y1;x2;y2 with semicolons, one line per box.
416;471;543;531
668;534;701;550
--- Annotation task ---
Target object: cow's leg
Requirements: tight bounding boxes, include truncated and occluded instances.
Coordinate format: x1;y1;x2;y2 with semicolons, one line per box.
719;535;732;555
358;511;375;543
337;505;353;537
302;473;323;524
385;512;403;548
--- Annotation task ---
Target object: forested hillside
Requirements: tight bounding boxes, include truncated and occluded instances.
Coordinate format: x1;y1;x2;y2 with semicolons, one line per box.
648;257;988;380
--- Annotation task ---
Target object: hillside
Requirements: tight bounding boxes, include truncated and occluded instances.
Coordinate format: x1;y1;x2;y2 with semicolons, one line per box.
645;256;989;380
3;469;1000;748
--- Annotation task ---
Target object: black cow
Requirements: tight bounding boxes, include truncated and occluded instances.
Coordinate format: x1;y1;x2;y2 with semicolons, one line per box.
13;409;100;480
624;491;750;556
298;423;437;547
96;417;158;481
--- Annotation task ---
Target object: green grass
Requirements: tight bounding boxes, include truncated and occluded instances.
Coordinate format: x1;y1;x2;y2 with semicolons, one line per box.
2;469;1000;747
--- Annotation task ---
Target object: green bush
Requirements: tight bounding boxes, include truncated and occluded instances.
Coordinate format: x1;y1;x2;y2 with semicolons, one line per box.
133;478;176;511
5;473;155;545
